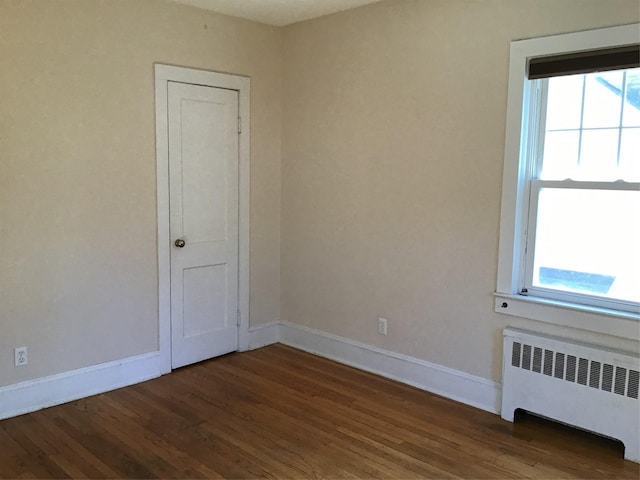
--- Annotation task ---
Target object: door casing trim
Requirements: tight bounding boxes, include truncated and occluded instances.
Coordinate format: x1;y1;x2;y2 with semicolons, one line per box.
155;64;251;373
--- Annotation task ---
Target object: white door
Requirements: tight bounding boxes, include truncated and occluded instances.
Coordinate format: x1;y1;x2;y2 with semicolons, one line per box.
168;81;239;369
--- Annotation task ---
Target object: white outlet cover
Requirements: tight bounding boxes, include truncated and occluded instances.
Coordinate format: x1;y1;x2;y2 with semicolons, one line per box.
14;347;28;366
378;317;388;335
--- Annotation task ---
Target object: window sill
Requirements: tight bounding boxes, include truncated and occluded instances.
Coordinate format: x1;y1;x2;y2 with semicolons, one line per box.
494;293;640;340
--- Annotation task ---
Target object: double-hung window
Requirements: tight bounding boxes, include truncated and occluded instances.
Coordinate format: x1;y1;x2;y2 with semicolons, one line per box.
496;24;640;337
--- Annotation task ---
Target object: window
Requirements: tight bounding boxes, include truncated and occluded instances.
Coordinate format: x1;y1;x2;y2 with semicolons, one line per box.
526;68;639;311
496;24;640;337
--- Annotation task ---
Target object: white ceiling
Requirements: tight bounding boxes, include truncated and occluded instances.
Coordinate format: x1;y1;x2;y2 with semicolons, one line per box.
169;0;384;27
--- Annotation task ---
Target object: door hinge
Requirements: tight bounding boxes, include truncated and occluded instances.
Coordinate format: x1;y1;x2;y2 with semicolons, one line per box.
238;116;242;135
236;309;241;326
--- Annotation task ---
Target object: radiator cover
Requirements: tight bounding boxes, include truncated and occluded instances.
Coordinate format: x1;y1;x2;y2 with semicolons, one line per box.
501;327;639;463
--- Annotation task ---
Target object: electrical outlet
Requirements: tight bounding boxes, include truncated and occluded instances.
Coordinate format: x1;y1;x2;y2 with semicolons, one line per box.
377;317;388;335
15;347;28;367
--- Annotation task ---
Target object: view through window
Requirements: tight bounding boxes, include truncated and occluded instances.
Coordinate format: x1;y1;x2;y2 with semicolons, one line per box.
526;68;639;310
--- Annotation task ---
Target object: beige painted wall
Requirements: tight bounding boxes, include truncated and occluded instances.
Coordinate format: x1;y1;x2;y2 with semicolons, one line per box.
281;0;640;381
1;0;637;393
0;0;281;386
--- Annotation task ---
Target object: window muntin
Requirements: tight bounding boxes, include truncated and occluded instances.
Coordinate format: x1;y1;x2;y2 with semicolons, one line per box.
523;68;640;313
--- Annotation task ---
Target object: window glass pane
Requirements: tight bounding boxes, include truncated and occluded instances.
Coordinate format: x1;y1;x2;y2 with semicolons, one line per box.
578;129;619;181
540;130;579;180
619;127;640;182
532;188;639;304
582;71;623;129
545;75;583;130
622;69;640;127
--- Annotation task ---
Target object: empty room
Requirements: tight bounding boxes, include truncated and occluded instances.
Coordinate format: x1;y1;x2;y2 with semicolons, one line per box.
1;0;639;478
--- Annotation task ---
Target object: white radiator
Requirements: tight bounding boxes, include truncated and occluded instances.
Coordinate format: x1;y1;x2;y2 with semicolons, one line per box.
501;328;640;463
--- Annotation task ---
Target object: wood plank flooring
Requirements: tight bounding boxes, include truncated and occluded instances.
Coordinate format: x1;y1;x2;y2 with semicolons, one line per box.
1;344;638;479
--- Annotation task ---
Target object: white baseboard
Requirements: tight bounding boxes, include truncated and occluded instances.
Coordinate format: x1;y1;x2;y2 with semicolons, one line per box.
0;351;164;420
247;321;280;350
0;322;500;420
279;321;501;414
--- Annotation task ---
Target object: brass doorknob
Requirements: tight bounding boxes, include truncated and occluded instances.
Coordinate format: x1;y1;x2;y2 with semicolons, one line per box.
174;239;186;248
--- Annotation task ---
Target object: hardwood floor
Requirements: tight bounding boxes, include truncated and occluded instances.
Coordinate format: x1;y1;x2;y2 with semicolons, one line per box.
1;344;638;479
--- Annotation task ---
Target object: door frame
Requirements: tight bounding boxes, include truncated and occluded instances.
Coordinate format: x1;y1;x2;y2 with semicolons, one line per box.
154;64;250;373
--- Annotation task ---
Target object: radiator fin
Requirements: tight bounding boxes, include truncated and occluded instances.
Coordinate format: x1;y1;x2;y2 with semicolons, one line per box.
566;355;577;382
512;342;521;368
615;367;627;396
577;358;589;385
589;361;601;389
629;370;639;399
554;353;565;379
510;342;638;401
602;364;614;392
522;345;532;370
543;350;553;376
533;347;543;373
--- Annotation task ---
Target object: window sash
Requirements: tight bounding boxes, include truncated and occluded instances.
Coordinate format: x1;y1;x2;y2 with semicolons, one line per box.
537;69;640;182
523;179;639;313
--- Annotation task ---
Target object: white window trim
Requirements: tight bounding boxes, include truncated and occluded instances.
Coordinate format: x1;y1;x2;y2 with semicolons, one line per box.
496;24;640;339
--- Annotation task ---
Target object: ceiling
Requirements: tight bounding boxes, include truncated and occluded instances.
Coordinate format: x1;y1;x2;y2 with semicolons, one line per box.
169;0;384;27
